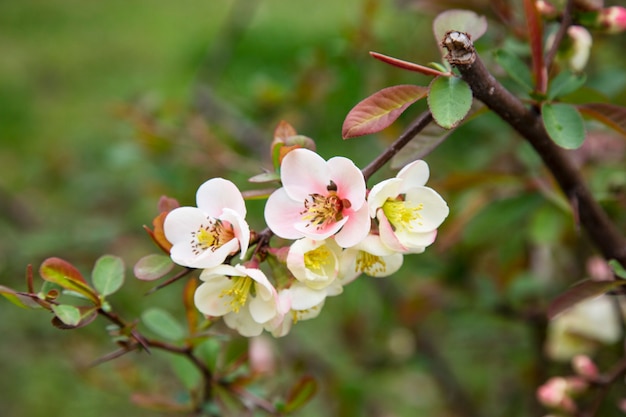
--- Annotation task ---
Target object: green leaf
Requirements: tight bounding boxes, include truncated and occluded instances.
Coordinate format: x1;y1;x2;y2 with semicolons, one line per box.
142;307;185;341
92;255;125;297
548;279;626;319
169;354;201;390
541;102;585;149
548;70;587;100
134;254;174;281
433;9;488;45
52;304;82;327
493;49;533;92
283;376;318;413
342;85;429;138
39;257;100;305
428;76;473;129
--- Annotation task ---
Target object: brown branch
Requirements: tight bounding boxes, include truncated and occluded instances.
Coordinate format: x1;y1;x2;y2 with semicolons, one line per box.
544;0;574;72
441;31;626;267
361;110;433;182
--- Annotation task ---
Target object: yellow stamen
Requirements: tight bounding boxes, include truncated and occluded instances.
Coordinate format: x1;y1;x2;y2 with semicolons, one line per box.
191;219;235;255
355;251;387;275
220;276;253;313
382;199;423;231
304;245;333;273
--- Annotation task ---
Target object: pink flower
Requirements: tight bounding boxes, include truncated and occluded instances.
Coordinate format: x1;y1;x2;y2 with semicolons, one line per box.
164;178;250;269
597;6;626;34
264;149;370;248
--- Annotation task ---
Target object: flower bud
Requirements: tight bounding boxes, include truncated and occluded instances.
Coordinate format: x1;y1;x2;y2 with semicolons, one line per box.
536;0;558;18
572;355;600;379
596;6;626;34
567;26;593;73
537;377;577;413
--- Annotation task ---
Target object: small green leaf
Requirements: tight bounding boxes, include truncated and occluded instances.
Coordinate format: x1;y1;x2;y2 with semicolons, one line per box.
52;304;82;327
548;70;587;100
493;49;533;92
283;376;318;413
142;307;185;341
609;259;626;279
39;258;100;305
542;102;585;149
169;355;201;390
548;279;626;319
342;85;429;138
428;76;473;129
134;254;174;281
92;255;125;297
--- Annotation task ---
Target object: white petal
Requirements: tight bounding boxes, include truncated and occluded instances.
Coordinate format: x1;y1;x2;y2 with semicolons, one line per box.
249;295;278;323
397;160;429;191
163;206;209;244
367;178;402;217
196;178;246;218
288;284;328;310
220;208;250;259
194;278;234;317
404;186;449;232
223;310;264;337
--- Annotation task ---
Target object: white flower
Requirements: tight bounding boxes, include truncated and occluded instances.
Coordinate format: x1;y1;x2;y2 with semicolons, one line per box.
340;234;404;282
194;264;278;337
164;178;250;269
286;238;343;290
368;160;449;253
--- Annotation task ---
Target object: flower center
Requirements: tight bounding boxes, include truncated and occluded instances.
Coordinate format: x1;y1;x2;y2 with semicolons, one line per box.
300;181;351;230
355;251;387;275
304;245;333;273
220;276;253;313
191;219;235;255
381;198;423;231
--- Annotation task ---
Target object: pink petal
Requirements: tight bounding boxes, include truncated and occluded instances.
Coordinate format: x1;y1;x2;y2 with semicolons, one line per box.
334;204;371;248
377;211;408;252
280;149;330;200
221;208;250;259
326;156;366;208
264;188;308;239
196;178;246;218
294;216;347;241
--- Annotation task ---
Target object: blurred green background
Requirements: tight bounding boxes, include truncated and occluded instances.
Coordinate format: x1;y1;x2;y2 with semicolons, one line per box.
2;0;626;416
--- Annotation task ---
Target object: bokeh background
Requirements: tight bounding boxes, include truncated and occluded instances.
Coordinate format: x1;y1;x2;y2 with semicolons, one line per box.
2;0;626;416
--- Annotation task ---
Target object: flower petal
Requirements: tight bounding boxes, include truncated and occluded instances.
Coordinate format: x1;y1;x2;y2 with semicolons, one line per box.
280;149;330;200
163;206;209;245
196;178;246;218
397;160;430;191
404;186;449;232
264;188;309;239
326;156;366;208
194;278;234;317
221;208;250;259
223;309;264;337
334;204;371;248
367;178;402;218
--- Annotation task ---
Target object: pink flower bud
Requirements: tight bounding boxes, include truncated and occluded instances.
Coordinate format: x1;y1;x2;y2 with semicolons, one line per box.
572;355;600;379
537;377;577;413
597;6;626;34
249;336;276;375
536;0;558;18
567;26;592;73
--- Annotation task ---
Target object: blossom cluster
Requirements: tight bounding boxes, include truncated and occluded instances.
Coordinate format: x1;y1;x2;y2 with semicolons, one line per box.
162;148;449;337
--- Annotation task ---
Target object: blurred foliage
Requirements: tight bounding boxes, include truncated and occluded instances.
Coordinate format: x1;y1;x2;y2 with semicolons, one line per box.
2;0;626;416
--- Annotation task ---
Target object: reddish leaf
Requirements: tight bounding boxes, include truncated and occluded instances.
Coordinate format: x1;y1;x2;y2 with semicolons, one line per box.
578;103;626;138
157;195;179;213
0;286;43;309
342;85;429;139
39;258;100;305
369;52;449;77
183;278;199;335
547;279;626;320
144;211;173;253
273;120;297;142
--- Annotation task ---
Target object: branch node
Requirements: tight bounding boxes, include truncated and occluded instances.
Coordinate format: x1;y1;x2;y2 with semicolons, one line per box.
441;31;476;66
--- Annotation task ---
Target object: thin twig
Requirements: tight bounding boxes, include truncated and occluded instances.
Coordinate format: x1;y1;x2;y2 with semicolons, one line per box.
361;110;433;182
544;0;574;72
